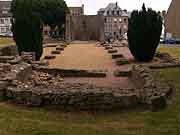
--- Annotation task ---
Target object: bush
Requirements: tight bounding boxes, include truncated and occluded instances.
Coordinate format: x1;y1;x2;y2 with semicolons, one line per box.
11;0;43;60
128;4;162;62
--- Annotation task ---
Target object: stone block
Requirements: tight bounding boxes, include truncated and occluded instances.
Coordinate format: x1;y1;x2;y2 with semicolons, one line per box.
56;47;64;51
0;56;15;63
51;50;61;54
115;58;129;65
112;54;124;59
150;95;167;111
114;68;131;77
108;49;118;53
105;46;113;50
44;55;56;60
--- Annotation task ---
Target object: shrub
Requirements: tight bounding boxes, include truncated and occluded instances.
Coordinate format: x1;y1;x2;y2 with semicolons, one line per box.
128;4;162;62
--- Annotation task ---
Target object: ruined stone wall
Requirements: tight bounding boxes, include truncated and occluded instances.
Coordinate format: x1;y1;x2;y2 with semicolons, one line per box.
0;45;18;56
66;15;105;42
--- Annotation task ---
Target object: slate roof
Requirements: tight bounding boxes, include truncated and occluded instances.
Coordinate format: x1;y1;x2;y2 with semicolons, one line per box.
98;2;129;17
0;1;12;17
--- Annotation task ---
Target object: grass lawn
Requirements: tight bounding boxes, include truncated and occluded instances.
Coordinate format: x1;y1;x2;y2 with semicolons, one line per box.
0;45;180;135
0;37;15;45
158;45;180;59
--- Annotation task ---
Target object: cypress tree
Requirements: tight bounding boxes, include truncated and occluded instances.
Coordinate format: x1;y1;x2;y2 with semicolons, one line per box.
128;4;163;62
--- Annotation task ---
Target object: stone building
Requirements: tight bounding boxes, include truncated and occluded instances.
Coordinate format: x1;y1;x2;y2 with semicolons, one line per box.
0;1;12;36
98;2;129;40
65;15;104;42
165;0;180;39
69;5;84;16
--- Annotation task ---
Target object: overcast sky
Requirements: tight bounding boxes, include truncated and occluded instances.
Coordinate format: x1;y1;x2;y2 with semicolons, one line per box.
65;0;172;14
0;0;172;15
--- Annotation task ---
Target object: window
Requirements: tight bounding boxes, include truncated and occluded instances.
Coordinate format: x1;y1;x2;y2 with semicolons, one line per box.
2;10;8;14
0;18;4;24
1;27;5;33
119;18;122;23
104;18;107;23
112;10;114;15
5;18;8;24
107;11;109;15
124;18;127;23
117;11;120;15
114;18;117;23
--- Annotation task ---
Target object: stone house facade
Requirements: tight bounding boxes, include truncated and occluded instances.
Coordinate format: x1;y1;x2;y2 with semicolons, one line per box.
69;5;84;16
0;1;12;36
165;0;180;39
98;2;129;40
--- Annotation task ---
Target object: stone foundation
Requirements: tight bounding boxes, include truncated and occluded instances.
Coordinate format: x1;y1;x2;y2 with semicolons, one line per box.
131;65;174;111
0;45;18;56
6;83;139;110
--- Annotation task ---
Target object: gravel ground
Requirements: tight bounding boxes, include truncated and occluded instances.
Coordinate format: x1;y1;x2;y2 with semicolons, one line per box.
42;42;135;88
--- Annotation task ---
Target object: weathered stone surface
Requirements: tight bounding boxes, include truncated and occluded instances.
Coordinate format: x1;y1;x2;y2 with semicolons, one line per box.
105;46;113;50
3;63;32;82
44;55;56;60
131;65;174;110
112;54;124;59
0;81;9;101
115;58;129;65
51;50;61;54
0;45;18;56
114;68;132;77
6;83;139;110
56;47;64;51
34;67;106;78
108;49;118;53
0;56;15;63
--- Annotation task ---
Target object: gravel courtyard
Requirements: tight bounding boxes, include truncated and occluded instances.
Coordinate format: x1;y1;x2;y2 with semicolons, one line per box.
42;42;135;88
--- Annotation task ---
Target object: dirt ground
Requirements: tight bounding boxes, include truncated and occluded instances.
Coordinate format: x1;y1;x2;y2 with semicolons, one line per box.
42;42;135;88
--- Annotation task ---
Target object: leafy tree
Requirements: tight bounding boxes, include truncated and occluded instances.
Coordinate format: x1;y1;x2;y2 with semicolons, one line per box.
34;0;69;37
128;4;162;62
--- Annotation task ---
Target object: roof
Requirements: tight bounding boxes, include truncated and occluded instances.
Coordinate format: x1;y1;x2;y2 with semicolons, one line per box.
98;2;129;17
0;1;12;17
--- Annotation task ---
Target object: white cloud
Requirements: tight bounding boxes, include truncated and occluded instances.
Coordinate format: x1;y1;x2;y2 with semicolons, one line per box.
65;0;172;15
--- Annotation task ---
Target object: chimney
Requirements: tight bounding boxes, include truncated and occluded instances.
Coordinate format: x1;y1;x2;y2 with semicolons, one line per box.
82;4;84;15
116;2;118;7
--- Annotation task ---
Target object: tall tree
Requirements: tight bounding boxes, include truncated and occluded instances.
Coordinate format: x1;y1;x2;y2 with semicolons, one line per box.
128;4;162;62
11;0;43;60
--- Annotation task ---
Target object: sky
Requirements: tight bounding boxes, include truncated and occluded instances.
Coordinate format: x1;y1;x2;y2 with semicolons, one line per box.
65;0;172;15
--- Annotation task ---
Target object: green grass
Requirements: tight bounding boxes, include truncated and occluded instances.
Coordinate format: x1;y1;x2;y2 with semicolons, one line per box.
158;45;180;59
0;38;15;45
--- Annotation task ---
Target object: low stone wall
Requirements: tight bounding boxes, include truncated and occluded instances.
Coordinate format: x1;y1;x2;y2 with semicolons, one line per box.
131;65;174;111
0;45;18;56
6;83;139;110
0;60;175;111
34;66;106;77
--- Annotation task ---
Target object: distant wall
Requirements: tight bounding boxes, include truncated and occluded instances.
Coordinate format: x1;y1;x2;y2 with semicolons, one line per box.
66;15;105;42
165;0;180;39
0;45;18;56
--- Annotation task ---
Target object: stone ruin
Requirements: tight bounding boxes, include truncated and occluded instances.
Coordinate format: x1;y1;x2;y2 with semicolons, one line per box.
0;43;176;111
